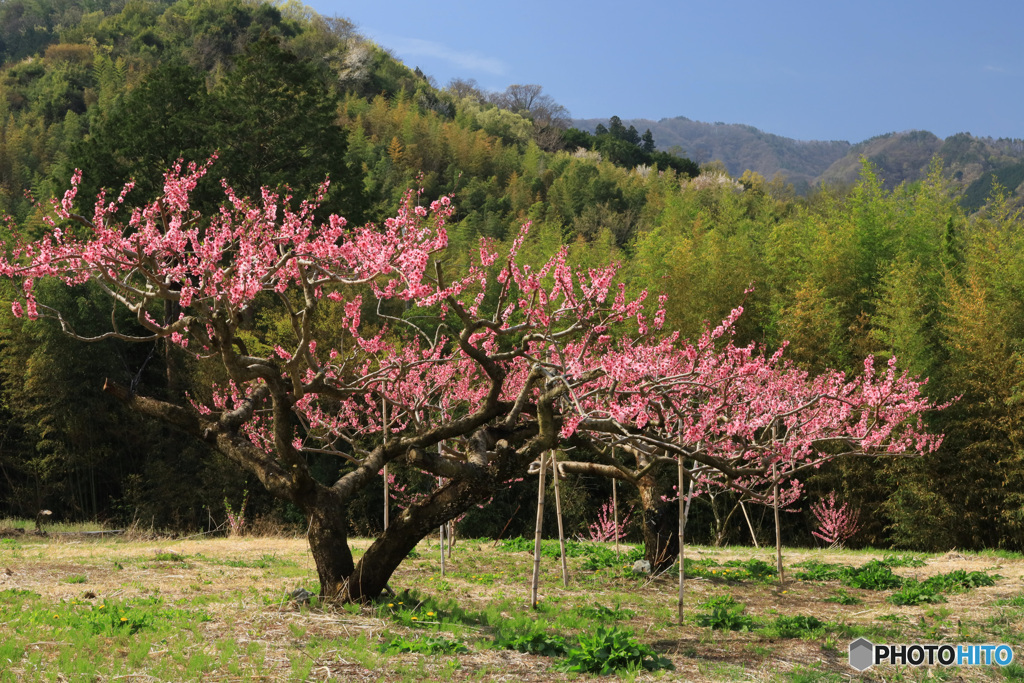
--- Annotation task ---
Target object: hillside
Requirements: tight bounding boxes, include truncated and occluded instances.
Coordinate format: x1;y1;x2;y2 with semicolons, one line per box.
2;0;1024;561
574;116;851;192
577;117;1024;202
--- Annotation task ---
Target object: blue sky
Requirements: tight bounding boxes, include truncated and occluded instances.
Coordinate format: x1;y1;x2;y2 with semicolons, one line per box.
304;0;1024;143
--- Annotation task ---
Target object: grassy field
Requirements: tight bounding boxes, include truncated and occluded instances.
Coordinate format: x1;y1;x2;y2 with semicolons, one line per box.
0;531;1022;682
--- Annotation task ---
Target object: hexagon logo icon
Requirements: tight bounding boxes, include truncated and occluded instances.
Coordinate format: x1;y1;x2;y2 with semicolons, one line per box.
849;638;874;671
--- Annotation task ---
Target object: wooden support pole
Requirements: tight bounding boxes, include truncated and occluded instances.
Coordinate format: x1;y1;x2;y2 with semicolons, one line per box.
740;500;759;548
773;462;785;589
552;453;569;588
613;477;620;559
382;398;389;531
531;451;547;609
678;457;685;624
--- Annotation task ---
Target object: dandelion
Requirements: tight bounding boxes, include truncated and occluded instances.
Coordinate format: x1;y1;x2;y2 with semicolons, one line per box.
411;616;418;621
426;611;435;617
121;617;128;621
98;604;105;609
388;603;394;608
53;614;59;619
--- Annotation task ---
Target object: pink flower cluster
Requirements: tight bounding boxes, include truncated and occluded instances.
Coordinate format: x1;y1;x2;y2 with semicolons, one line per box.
0;161;947;513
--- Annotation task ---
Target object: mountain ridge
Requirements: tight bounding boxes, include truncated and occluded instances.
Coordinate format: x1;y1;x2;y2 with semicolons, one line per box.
573;116;1024;202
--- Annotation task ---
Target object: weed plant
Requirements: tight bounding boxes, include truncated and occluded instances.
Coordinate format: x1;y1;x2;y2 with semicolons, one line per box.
762;615;827;639
823;589;862;605
555;626;673;675
381;634;469;655
695;595;754;632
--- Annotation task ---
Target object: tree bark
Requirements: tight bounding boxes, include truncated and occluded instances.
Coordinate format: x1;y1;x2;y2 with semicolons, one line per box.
639;473;678;572
341;477;490;602
301;487;355;600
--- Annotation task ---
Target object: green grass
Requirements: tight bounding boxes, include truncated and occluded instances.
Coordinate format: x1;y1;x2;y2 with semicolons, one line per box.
0;517;110;533
0;536;1019;680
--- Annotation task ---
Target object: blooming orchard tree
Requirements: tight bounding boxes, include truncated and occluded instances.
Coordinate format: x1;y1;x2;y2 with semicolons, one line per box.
535;310;945;568
0;162;944;600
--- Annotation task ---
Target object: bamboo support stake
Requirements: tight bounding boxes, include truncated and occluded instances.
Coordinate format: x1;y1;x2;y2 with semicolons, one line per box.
613;477;620;559
773;462;785;589
439;518;446;576
740;500;759;548
531;451;547;609
677;457;685;624
382;398;389;531
438;470;446;577
678;459;697;625
551;453;569;587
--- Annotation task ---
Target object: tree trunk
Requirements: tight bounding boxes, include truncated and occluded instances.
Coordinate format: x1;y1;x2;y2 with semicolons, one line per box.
302;488;356;600
639;474;678;572
342;477;490;602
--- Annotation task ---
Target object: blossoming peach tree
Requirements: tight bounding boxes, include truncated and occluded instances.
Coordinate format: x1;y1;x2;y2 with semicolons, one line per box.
0;162;943;601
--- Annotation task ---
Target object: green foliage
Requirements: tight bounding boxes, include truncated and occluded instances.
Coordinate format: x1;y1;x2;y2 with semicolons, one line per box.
720;558;777;581
579;545;644;570
1;592;209;639
823;589;862;605
556;626;673;675
792;560;847;582
995;594;1024;607
380;634;468;655
494;630;568;657
695;595;754;631
2;0;1024;557
881;554;927;568
574;604;637;622
921;569;999;593
763;615;827;638
888;582;946;606
839;560;904;590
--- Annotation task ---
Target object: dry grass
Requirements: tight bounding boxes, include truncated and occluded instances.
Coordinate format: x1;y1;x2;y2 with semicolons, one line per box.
0;534;1022;681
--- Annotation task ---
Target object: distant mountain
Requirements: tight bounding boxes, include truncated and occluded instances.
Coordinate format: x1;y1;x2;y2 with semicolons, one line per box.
573;117;851;192
573;117;1024;204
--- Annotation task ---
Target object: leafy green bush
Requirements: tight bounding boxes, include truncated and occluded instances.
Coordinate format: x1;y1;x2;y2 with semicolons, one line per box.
922;569;998;593
574;604;637;622
840;560;904;590
556;626;673;674
793;560;848;582
695;595;754;632
888;582;946;606
579;545;644;570
764;615;826;638
495;630;568;657
721;558;777;581
881;554;926;568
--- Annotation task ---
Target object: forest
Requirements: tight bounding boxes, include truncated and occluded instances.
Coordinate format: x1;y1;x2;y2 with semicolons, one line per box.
1;0;1022;559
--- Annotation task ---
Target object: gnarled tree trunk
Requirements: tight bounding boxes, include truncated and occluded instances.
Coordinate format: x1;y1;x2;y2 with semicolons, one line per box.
301;487;355;600
341;477;492;602
639;472;678;572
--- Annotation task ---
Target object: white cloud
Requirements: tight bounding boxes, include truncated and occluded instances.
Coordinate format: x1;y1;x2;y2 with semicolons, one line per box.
370;32;507;76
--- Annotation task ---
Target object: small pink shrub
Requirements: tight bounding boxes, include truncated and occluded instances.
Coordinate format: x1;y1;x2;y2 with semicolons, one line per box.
811;491;860;548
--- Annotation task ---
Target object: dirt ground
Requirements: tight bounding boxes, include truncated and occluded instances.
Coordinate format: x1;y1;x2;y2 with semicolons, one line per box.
1;533;1021;681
